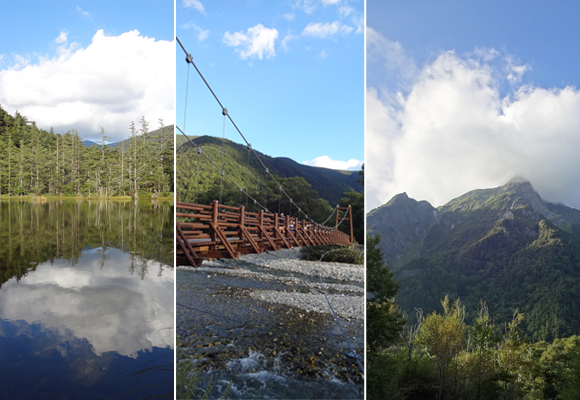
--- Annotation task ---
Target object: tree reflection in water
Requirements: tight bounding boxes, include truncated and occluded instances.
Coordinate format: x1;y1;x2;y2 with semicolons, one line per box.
0;199;174;399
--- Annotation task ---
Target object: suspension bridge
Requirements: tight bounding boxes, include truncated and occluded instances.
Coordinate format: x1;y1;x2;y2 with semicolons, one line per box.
176;38;357;267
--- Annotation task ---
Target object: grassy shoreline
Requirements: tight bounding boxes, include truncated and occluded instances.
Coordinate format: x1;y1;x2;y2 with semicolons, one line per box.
0;195;174;201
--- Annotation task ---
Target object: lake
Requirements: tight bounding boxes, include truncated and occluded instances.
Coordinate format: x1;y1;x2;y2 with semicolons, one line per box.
0;199;174;399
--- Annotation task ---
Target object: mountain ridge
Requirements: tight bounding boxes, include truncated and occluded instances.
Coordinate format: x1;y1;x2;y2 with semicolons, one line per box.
368;178;580;341
176;135;362;207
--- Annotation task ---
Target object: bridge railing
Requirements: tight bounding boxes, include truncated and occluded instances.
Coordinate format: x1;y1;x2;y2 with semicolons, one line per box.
176;200;352;267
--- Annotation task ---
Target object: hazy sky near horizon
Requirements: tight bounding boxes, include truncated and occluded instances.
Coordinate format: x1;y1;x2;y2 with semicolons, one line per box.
0;1;174;143
367;1;580;211
177;0;363;171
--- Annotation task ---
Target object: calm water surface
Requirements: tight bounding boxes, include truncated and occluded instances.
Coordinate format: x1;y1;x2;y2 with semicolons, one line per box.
0;199;174;399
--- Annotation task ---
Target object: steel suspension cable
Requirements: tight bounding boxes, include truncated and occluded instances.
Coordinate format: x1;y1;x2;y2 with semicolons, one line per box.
219;111;227;204
177;37;345;232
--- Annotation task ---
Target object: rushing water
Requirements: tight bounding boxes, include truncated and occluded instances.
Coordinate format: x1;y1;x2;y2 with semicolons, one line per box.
0;199;174;400
177;261;364;399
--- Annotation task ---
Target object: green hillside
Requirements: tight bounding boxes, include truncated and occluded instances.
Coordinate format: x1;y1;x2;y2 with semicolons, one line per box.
176;134;362;211
368;178;580;341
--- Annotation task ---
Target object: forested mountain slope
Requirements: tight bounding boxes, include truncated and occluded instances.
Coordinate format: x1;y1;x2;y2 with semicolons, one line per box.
368;178;580;341
176;135;362;207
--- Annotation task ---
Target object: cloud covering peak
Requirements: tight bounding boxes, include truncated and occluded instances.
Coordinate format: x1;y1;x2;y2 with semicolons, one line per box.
368;32;580;211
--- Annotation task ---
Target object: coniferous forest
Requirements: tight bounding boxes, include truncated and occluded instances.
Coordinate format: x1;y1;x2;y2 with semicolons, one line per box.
0;106;174;198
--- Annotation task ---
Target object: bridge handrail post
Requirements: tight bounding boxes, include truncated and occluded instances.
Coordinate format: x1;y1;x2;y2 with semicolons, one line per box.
259;209;264;241
212;200;219;252
239;205;245;242
348;204;354;243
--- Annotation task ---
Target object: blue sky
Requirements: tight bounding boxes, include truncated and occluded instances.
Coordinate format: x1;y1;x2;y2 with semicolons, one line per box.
0;1;174;143
367;1;580;210
177;0;363;171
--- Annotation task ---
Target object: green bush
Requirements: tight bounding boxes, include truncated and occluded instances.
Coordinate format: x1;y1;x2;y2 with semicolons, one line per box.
300;245;363;264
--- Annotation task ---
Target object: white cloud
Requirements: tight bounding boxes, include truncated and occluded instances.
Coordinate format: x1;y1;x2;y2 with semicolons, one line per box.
505;56;530;85
367;27;419;95
284;13;295;21
183;0;205;14
471;46;499;61
281;33;298;51
197;28;210;42
339;5;354;17
320;0;341;5
368;40;580;211
0;30;174;142
76;6;91;18
10;53;30;70
303;155;363;171
55;31;68;44
352;13;363;34
293;0;317;14
223;24;278;60
302;21;353;38
182;21;210;43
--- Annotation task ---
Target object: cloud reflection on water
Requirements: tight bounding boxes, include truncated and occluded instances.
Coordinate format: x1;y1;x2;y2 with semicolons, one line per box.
0;248;173;358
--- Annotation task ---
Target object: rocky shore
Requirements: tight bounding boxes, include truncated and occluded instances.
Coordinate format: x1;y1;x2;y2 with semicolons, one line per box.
176;247;364;399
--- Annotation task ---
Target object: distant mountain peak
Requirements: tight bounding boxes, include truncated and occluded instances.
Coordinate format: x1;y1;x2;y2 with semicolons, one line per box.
504;176;534;191
367;179;580;341
386;192;409;206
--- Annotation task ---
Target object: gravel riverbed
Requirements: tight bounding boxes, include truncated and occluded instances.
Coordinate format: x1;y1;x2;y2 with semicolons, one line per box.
176;247;364;399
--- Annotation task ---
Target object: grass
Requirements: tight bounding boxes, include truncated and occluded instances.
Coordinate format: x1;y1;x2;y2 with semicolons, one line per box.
300;244;364;264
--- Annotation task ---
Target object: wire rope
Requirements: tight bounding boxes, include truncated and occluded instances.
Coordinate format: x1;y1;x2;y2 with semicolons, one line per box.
177;37;350;238
219;112;227;204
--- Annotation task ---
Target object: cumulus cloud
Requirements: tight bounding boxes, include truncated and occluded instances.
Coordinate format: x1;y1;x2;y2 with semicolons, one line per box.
368;35;580;211
183;0;205;14
223;24;278;60
303;155;363;171
321;0;341;5
0;30;174;142
302;21;353;38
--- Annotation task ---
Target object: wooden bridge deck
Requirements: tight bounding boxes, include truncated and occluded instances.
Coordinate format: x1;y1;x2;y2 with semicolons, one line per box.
176;200;353;267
